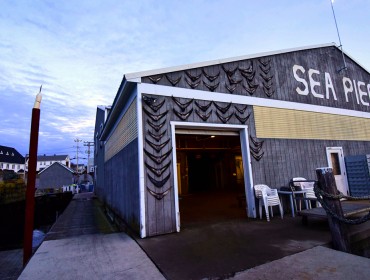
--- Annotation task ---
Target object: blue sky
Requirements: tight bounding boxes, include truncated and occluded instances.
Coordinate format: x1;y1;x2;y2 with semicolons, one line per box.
0;0;369;164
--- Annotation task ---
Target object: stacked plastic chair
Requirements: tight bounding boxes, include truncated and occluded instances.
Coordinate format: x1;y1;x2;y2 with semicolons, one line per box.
254;184;284;222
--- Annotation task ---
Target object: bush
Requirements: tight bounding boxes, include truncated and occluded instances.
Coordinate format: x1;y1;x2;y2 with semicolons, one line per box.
0;178;26;204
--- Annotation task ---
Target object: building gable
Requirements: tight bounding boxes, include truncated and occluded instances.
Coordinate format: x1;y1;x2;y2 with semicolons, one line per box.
128;44;370;113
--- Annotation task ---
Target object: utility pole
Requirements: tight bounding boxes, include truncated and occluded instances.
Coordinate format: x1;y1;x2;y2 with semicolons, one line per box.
84;141;94;172
74;138;82;173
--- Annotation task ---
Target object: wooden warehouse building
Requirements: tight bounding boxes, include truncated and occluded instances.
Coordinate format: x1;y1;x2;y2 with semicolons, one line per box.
94;43;370;238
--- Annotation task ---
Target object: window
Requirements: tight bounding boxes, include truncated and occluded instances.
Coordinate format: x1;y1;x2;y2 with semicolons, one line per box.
330;153;341;175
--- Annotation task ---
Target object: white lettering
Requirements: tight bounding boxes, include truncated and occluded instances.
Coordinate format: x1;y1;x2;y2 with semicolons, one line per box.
353;80;360;104
357;81;369;106
325;72;337;100
343;77;354;102
293;65;369;107
293;65;309;95
308;69;323;98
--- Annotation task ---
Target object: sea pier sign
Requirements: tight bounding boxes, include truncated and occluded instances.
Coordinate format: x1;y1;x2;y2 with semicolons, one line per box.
293;64;370;107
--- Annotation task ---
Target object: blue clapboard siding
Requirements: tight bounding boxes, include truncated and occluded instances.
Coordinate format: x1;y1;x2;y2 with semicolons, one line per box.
345;155;370;196
104;138;140;232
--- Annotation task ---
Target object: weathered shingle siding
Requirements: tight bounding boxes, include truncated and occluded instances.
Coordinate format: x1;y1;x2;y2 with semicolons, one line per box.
251;138;370;188
39;164;73;189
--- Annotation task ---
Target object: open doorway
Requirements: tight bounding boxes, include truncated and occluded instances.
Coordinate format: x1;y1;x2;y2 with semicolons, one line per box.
176;133;247;226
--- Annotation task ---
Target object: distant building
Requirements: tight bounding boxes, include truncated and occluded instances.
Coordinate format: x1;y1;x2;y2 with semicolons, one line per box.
70;163;85;174
0;145;25;173
26;154;71;172
87;158;94;173
94;105;110;200
38;162;75;190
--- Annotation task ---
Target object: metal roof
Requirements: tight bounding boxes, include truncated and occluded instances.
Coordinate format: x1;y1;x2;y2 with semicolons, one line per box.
124;43;369;81
38;161;75;175
36;155;69;161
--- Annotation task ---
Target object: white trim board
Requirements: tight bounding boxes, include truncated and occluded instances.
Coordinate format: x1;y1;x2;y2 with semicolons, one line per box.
137;83;370;119
170;121;256;232
136;92;146;238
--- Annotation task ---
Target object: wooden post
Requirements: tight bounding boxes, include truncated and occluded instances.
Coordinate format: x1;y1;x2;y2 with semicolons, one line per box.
316;167;351;253
23;88;42;266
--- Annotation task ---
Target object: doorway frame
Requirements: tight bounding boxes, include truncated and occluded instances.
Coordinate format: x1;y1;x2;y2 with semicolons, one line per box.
325;146;349;195
170;121;256;232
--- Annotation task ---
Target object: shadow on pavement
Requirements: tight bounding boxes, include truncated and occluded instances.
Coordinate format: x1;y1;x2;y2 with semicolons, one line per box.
136;214;331;279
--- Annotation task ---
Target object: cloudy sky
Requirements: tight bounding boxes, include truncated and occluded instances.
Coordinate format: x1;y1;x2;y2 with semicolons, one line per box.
0;0;369;164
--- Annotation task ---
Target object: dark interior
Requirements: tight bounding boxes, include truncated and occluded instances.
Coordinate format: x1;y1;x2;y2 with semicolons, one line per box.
175;133;247;226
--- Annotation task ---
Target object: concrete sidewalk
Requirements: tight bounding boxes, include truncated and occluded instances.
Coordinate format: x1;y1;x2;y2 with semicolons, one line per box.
16;192;370;279
19;233;165;280
18;193;165;280
232;246;370;280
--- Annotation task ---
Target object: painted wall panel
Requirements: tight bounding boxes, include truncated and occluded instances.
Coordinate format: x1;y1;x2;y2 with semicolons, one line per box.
105;99;137;162
104;139;140;232
254;106;370;141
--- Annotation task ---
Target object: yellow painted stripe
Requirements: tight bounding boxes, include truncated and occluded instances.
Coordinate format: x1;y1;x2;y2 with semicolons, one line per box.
105;98;138;162
254;106;370;141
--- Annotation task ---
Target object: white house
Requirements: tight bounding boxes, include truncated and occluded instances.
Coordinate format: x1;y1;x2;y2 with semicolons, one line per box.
25;154;71;172
0;145;25;173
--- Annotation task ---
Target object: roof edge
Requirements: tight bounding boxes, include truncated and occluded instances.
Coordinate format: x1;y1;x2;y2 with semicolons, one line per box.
100;78;136;140
125;43;337;81
38;162;75;175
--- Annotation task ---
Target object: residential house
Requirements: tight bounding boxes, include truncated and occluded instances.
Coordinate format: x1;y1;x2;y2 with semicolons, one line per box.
26;154;71;172
0;145;25;173
38;162;75;190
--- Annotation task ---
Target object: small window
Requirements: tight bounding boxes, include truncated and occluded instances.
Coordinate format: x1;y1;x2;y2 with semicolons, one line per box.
330;153;341;175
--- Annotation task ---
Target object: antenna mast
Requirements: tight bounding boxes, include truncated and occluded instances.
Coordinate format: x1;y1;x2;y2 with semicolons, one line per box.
330;0;347;72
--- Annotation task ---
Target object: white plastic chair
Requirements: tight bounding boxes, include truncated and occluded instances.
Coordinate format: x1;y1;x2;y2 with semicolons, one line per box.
292;177;320;210
254;184;283;222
